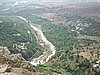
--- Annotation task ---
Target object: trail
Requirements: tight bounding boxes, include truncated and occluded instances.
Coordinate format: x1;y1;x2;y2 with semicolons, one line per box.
17;16;56;66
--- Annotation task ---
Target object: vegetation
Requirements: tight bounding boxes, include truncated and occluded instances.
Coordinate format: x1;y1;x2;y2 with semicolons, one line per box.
80;18;100;36
24;15;100;75
0;16;42;60
0;15;100;75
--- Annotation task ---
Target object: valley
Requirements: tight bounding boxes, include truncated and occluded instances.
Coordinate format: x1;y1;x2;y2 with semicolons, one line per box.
18;16;56;66
0;1;100;75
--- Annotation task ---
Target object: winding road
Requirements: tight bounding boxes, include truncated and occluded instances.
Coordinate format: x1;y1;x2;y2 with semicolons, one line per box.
17;16;56;66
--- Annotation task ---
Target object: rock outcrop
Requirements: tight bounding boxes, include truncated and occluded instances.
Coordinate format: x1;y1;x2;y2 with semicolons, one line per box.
0;46;61;75
0;46;35;75
0;64;8;73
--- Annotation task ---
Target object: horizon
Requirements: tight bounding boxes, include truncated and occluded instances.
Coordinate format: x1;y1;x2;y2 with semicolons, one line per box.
32;0;100;3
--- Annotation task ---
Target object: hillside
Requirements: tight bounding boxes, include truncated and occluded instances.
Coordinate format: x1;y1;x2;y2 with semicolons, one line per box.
0;16;42;60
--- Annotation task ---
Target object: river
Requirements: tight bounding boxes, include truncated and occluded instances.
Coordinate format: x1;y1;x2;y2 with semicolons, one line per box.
17;16;56;66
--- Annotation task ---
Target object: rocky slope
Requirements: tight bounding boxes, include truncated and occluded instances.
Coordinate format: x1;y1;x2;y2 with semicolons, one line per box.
0;46;35;75
0;46;60;75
